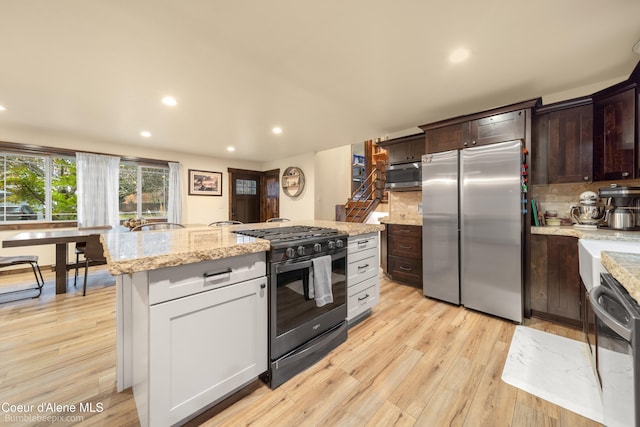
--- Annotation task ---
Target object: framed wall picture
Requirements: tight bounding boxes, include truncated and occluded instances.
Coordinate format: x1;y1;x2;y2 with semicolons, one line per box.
188;169;222;196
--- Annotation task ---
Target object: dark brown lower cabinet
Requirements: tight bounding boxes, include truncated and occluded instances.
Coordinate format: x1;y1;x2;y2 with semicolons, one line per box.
530;234;583;328
383;224;422;287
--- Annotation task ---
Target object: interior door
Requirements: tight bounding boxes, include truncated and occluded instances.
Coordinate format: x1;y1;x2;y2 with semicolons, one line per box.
229;169;261;224
229;168;280;223
261;169;280;221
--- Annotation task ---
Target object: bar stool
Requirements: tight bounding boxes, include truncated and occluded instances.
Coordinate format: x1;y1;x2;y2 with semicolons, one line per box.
266;218;290;222
0;255;45;300
208;221;243;226
131;222;185;231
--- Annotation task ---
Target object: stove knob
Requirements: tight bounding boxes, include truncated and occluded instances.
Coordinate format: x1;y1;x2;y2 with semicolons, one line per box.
297;246;305;256
313;243;322;253
286;247;296;258
328;240;336;250
335;239;344;248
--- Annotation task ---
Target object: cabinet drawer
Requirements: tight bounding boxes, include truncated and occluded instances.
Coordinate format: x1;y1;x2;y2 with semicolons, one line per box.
388;224;421;238
348;233;378;254
347;276;379;321
149;252;266;305
388;235;421;260
388;256;422;286
347;248;378;285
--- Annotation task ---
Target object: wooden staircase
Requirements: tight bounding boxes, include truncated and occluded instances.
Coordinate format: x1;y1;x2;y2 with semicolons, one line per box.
336;166;384;223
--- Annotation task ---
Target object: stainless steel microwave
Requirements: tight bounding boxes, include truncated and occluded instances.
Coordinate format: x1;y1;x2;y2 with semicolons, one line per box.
385;162;421;191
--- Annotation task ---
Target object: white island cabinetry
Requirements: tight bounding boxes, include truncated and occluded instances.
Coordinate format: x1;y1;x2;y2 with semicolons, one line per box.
346;232;380;323
131;252;267;427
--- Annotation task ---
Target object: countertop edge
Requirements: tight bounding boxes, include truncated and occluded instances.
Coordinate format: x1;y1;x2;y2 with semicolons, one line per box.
601;251;640;303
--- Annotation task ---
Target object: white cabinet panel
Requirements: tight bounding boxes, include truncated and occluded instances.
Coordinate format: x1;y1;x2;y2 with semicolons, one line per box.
148;276;267;426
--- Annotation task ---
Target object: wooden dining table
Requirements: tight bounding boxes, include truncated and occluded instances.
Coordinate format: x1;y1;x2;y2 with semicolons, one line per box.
2;227;123;294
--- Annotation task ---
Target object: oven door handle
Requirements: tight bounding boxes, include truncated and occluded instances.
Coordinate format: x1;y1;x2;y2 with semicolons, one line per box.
275;252;345;274
589;285;633;341
276;260;312;274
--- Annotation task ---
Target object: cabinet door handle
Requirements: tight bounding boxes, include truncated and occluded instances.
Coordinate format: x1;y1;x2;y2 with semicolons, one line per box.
357;240;370;247
622;172;630;177
203;268;232;278
399;266;412;271
471;140;477;146
358;294;370;301
358;264;370;271
260;283;266;289
397;229;411;233
583;176;589;181
399;244;412;249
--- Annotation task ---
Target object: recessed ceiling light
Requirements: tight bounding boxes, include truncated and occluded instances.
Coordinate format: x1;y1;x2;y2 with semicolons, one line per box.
162;96;177;106
449;48;470;63
227;146;235;152
272;127;283;134
0;105;6;111
140;131;152;138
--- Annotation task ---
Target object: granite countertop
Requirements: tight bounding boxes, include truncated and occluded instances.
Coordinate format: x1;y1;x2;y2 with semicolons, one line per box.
601;251;640;303
101;220;384;275
379;216;422;226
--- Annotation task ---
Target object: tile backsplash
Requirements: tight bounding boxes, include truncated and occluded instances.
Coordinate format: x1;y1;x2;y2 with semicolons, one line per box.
530;179;640;219
388;191;422;222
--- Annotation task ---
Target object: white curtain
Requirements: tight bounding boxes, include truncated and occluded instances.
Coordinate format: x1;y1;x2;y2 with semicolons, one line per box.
167;162;183;223
76;153;121;228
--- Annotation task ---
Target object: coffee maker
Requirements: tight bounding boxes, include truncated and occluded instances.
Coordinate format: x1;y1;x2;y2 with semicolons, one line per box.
599;185;640;230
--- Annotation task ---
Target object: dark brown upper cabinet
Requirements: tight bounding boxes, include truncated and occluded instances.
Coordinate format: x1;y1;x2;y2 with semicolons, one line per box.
381;133;425;165
421;99;537;154
593;84;637;181
470;109;525;147
424;122;469;153
532;99;593;185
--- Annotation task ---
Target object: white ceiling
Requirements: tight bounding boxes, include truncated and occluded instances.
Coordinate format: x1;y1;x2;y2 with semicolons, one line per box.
1;0;639;162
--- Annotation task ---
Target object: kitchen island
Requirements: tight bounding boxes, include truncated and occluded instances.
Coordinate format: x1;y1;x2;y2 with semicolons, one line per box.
100;220;383;427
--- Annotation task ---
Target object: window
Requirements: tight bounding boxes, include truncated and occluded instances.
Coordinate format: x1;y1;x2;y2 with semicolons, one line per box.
119;163;169;220
0;153;77;222
236;179;257;195
0;145;170;224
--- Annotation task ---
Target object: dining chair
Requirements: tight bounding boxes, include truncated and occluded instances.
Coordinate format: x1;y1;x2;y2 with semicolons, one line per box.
131;222;185;231
80;234;108;296
266;217;290;222
208;220;243;226
74;225;112;288
0;255;45;300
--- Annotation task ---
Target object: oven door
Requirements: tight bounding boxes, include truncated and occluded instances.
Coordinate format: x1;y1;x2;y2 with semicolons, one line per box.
590;273;640;427
270;251;346;359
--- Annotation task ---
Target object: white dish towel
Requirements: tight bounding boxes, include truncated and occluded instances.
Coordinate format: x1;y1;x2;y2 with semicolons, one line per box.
310;255;333;307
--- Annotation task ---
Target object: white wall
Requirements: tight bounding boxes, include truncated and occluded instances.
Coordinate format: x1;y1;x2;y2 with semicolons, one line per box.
313;145;351;221
263;152;315;221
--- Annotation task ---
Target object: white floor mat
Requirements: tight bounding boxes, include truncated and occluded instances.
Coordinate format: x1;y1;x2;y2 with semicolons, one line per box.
502;325;603;424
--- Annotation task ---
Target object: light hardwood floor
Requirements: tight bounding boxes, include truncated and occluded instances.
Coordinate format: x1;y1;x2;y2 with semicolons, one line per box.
0;268;601;426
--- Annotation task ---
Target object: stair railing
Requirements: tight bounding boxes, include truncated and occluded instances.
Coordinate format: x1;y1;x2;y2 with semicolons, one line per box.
344;166;381;222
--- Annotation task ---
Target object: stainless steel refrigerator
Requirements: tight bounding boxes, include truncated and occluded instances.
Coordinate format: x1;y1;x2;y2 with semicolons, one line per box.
422;139;523;323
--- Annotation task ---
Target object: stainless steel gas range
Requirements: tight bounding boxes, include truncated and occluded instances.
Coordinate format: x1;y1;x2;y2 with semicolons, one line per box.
234;226;348;388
